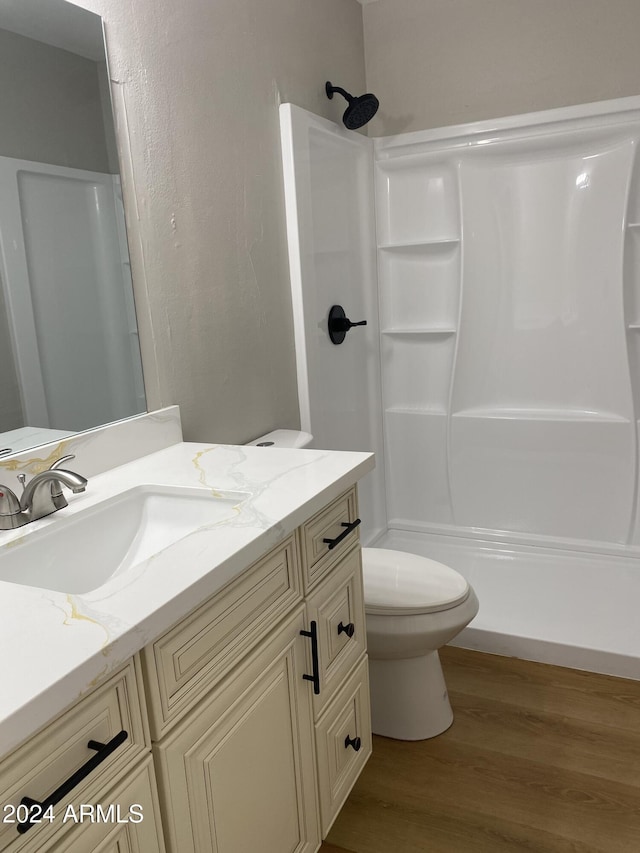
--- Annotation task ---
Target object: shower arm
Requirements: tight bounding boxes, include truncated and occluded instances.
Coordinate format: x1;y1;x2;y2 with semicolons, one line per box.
326;84;354;104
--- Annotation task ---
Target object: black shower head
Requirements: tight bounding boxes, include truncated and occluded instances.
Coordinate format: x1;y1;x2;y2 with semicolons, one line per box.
326;81;379;130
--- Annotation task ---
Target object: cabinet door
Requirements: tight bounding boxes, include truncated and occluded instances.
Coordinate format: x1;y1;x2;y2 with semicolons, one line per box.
315;657;371;836
305;545;366;718
155;606;320;853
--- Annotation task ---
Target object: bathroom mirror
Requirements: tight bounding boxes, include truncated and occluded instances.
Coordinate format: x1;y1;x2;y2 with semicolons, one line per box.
0;0;146;458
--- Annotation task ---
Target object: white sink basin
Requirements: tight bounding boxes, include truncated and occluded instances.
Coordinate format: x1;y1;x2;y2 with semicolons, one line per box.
0;485;249;594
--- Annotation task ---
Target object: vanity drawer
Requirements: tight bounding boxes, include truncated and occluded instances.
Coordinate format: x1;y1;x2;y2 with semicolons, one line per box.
142;534;302;739
305;545;366;719
299;486;360;592
0;657;149;853
315;656;371;836
46;757;165;853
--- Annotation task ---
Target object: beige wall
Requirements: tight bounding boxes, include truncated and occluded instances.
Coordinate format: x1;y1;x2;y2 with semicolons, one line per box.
75;0;365;444
363;0;640;135
0;28;113;171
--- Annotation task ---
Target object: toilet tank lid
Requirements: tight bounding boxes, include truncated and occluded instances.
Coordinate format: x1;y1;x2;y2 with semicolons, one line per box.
246;429;313;448
362;548;470;614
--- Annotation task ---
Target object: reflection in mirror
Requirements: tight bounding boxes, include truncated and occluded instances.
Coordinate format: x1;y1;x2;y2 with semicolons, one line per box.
0;0;145;458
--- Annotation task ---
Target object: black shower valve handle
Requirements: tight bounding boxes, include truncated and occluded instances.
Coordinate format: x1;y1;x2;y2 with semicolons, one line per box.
328;304;368;345
334;317;367;333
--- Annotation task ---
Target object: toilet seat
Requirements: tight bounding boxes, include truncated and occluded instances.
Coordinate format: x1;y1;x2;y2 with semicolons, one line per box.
362;548;470;615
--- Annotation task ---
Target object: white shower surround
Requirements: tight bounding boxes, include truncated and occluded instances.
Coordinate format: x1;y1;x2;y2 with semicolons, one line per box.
0;157;145;433
279;96;640;679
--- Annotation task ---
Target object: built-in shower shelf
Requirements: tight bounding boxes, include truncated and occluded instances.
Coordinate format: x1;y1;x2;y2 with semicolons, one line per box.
375;151;457;171
627;222;640;229
378;238;460;252
627;324;640;330
386;406;448;416
451;408;631;423
381;328;456;336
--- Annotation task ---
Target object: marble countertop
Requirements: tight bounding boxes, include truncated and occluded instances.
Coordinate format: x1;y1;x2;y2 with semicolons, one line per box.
0;426;75;457
0;441;374;759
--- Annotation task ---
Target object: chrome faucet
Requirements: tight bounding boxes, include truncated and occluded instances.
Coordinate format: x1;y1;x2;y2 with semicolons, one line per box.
0;455;87;530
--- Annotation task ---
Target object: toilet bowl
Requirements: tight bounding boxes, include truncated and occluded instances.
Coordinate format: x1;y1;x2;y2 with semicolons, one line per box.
363;547;478;740
247;429;479;740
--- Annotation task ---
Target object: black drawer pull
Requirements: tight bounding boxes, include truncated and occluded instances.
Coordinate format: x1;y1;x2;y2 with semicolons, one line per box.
300;620;320;694
323;518;361;550
16;730;128;835
345;734;361;752
338;621;355;638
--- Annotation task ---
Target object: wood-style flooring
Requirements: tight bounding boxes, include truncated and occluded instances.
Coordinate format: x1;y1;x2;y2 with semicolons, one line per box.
321;646;640;853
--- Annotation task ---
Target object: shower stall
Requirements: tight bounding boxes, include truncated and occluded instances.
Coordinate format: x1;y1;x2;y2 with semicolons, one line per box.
0;156;145;440
280;96;640;679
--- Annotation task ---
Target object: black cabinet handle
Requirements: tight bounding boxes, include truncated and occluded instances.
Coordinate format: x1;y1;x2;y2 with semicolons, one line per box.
323;518;361;550
338;621;355;638
300;621;320;695
16;730;128;835
345;735;361;752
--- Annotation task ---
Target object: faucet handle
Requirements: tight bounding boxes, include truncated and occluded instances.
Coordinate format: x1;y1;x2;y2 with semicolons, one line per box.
0;484;27;529
0;484;21;516
49;454;76;470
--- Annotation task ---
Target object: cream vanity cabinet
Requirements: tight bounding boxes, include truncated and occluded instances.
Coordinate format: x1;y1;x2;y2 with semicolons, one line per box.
142;484;372;853
0;486;371;853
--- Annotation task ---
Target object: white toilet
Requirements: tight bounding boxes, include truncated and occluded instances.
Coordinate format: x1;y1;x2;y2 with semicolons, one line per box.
363;547;478;740
247;429;479;740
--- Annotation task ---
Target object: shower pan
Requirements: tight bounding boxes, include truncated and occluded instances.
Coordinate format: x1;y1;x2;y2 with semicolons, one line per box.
279;96;640;679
